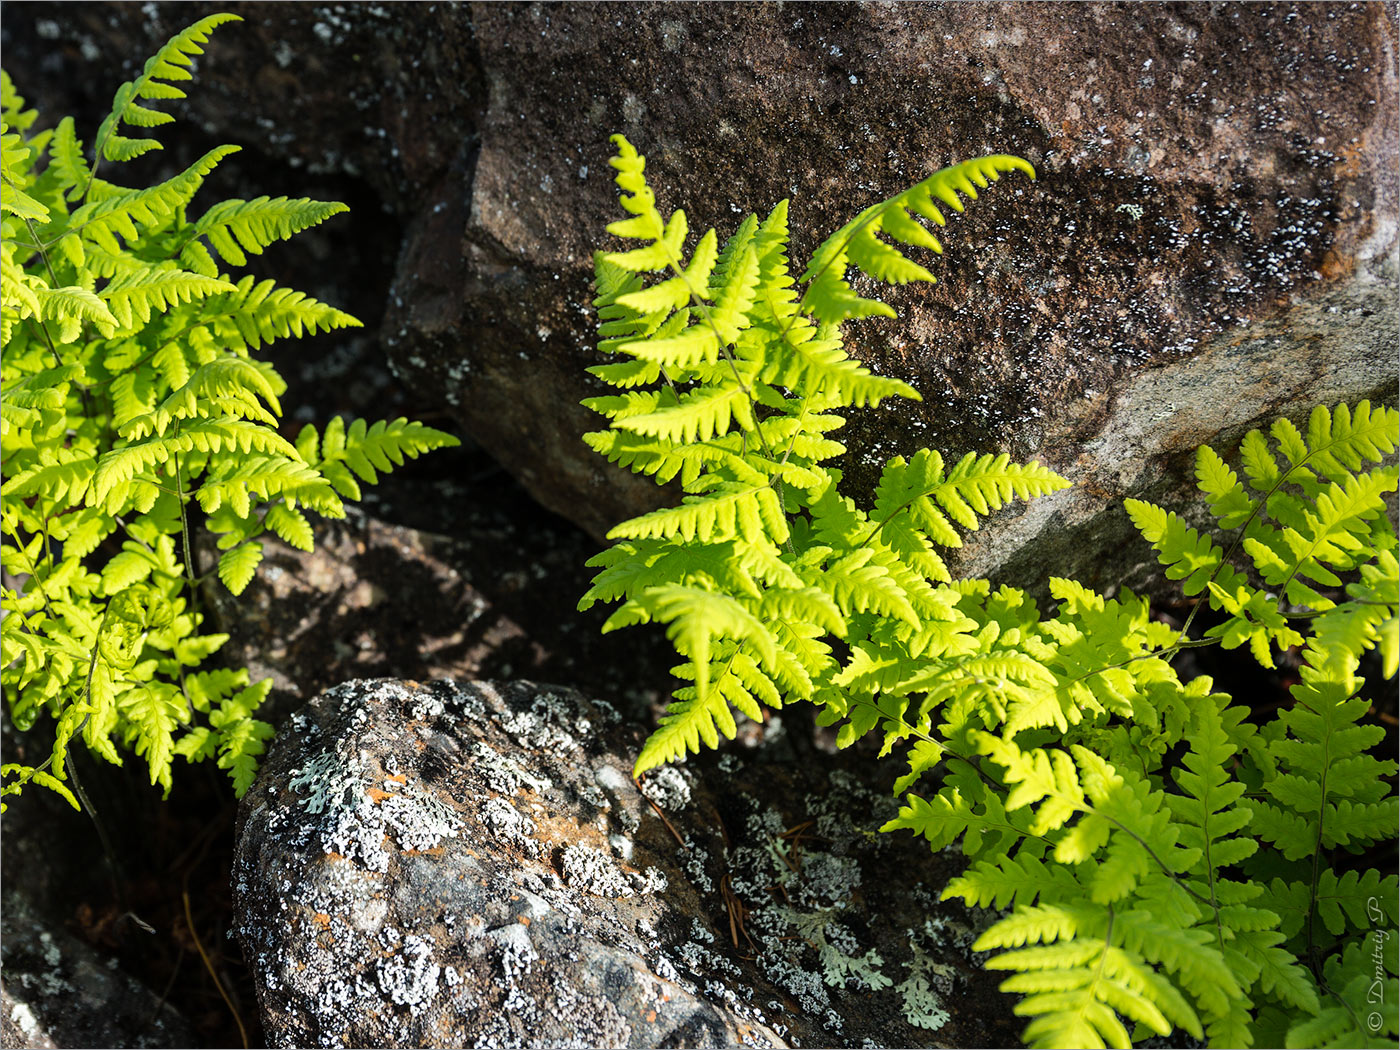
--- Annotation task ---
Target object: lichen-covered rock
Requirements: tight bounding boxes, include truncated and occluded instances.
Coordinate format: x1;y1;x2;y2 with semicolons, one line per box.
5;3;1393;589
233;678;1020;1048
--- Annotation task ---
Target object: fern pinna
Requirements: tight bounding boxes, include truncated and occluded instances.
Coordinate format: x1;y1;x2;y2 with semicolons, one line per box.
578;133;1064;776
0;15;457;807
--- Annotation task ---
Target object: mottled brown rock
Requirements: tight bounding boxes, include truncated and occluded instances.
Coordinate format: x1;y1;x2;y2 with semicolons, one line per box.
3;1;1395;593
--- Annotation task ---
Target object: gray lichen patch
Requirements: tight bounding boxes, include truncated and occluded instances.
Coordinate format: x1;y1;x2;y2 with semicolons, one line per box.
376;933;442;1014
560;844;634;898
479;796;541;856
233;678;796;1048
638;764;692;810
286;742;461;873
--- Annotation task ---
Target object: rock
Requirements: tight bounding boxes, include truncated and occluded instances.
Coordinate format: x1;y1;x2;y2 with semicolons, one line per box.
197;481;679;726
233;677;1020;1049
2;2;1394;589
1;877;196;1050
0;710;239;1049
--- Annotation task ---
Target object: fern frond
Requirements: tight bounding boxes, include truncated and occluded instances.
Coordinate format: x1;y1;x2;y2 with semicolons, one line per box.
633;662;743;776
218;541;262;596
608;480;787;546
187;195;350;268
92;13;243;164
100;265;235;330
1;129;49;222
761;328;919;407
123;356;282;439
619;583;779;702
614;382;752;444
193;455;331;519
1254;650;1399;864
1125;499;1232;597
65;145;240;246
190;275;362;351
801;154;1034;325
46;117;91;200
1242;467;1397;607
303;415;460;486
33;284;119;342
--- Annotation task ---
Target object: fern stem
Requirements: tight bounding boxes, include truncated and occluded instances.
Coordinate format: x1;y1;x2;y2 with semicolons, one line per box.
1066;635;1218;686
1304;703;1334;985
1281;598;1394;617
663;252;798;554
183;890;251;1049
169;422;202;632
3;522;63;632
20;214;102;426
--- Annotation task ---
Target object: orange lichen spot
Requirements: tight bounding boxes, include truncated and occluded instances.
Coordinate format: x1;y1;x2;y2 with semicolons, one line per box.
311;912;332;927
366;787;394;803
518;915;531;926
1319;248;1355;282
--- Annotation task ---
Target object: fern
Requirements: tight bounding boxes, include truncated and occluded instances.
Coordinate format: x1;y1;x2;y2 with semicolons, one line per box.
580;134;1398;1049
580;134;1062;777
917;409;1397;1049
1;16;458;808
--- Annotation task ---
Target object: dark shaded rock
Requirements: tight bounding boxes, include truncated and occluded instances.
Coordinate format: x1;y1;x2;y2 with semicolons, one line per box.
1;881;196;1050
1;711;249;1049
234;678;1020;1049
197;483;679;727
3;2;1394;597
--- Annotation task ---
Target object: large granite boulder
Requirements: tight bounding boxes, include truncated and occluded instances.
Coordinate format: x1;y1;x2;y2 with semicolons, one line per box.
2;2;1395;598
233;677;1020;1048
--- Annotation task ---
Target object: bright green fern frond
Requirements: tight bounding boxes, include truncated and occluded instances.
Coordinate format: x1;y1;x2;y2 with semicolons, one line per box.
614;382;752;444
1125;498;1235;597
101;265;235;331
634;674;737;776
92;13;242;164
218;540;262;595
191;275;362;352
801;154;1035;325
930;452;1070;531
47;117;92;201
1297;400;1400;483
305;415;460;487
1254;648;1399;863
761;328;919;407
1312;544;1398;677
66;145;240;246
188;195;350;268
123;356;282;439
1;127;48;223
1242;467;1397;607
609;480;788;547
